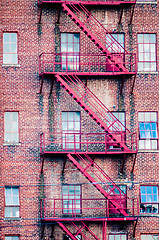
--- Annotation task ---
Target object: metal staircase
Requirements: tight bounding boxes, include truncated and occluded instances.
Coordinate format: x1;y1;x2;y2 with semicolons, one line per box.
67;153;128;216
62;3;128;72
58;221;100;240
55;74;134;152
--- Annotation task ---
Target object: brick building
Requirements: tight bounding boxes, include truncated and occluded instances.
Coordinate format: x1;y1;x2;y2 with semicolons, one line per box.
0;0;159;239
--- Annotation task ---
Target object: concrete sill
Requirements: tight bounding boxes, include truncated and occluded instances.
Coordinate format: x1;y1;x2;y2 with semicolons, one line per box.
139;214;159;217
3;143;21;146
2;64;20;67
138;150;159;153
137;72;158;74
136;1;157;3
4;217;21;221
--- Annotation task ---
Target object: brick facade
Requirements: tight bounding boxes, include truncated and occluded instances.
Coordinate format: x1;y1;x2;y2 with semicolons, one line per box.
0;0;159;239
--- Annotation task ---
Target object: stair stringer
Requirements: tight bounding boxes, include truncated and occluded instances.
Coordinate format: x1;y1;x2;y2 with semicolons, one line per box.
67;153;129;216
57;222;78;240
62;3;128;73
57;221;100;240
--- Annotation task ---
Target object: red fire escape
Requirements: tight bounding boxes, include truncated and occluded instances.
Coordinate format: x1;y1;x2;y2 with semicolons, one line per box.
38;0;138;239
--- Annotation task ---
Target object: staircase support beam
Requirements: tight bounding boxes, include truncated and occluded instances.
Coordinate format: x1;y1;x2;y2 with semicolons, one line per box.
103;220;107;240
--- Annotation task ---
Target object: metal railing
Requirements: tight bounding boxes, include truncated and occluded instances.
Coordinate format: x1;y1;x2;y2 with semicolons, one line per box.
39;53;137;75
40;132;137;154
38;0;136;4
40;197;139;219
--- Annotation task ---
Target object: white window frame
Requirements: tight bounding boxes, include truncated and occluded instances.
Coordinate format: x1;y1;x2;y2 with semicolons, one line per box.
3;32;18;65
4;112;19;143
5;187;20;218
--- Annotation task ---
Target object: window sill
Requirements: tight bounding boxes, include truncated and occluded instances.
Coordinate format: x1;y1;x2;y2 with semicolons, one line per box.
2;64;20;67
3;143;21;146
139;213;159;216
4;217;21;221
138;150;159;152
137;72;158;74
136;1;157;3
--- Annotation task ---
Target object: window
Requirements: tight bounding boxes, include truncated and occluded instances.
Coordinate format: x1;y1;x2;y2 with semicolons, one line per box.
106;33;125;53
4;112;19;143
109;185;126;195
108;112;126;149
106;33;125;72
5;237;19;240
109;234;127;240
64;235;81;240
3;32;18;64
141;235;158;240
61;33;80;71
5;187;20;218
138;112;158;150
108;185;127;215
138;34;156;72
62;185;81;214
112;112;126;131
62;111;80;150
140;186;158;214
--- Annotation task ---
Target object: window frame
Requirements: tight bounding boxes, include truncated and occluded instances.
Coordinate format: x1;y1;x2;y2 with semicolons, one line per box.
137;33;157;72
62;184;82;215
5;186;20;218
138;111;158;150
3;32;18;65
140;186;159;214
60;32;80;72
4;111;19;144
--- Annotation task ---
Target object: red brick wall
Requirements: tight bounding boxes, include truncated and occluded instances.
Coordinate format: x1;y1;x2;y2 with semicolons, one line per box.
0;0;159;239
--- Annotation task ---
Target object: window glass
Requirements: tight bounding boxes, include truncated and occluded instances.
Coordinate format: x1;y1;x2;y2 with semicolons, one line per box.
113;112;125;131
61;33;80;71
62;185;81;214
109;235;127;240
138;34;156;72
4;112;19;143
62;112;80;150
3;33;18;64
138;112;158;150
141;235;158;240
64;235;81;240
106;33;125;53
5;237;19;240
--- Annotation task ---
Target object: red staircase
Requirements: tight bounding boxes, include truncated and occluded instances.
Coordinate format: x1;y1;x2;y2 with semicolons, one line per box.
55;74;134;152
67;153;129;216
62;3;128;72
58;221;100;240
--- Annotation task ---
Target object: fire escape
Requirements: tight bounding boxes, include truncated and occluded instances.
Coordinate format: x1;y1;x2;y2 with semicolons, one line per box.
38;0;138;239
